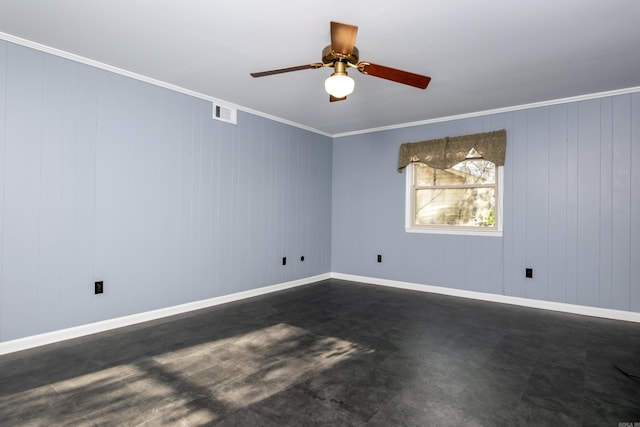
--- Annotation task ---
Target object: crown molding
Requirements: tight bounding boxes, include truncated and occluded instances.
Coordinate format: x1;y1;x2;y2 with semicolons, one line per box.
332;86;640;138
0;32;331;138
2;32;638;140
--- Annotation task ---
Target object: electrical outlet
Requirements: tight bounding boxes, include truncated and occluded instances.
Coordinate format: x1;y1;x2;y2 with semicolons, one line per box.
94;281;104;294
525;268;533;278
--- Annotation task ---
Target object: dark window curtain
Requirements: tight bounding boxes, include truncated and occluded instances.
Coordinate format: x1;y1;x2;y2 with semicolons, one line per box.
397;129;506;172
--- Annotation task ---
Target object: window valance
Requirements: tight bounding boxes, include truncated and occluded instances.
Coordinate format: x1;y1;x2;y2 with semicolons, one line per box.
397;129;506;172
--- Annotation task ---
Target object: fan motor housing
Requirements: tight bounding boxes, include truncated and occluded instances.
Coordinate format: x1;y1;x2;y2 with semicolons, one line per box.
322;45;359;65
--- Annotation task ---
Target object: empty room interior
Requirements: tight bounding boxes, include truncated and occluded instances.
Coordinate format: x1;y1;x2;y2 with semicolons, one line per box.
1;2;640;426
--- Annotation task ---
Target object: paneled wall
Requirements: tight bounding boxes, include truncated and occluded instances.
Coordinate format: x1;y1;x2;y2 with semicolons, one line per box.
332;94;640;313
2;37;638;344
0;41;333;342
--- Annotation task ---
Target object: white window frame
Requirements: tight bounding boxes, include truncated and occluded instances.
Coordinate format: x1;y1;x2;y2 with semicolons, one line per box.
405;163;503;237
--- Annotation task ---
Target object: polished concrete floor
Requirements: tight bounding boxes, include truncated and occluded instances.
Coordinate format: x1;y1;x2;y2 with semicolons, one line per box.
1;279;639;426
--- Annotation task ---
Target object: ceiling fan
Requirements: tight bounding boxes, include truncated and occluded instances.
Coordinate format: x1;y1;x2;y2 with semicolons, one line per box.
250;21;431;102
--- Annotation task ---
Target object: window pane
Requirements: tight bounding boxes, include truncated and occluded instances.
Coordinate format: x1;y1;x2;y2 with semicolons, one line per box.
451;159;495;184
415;187;496;227
434;168;468;186
414;163;436;186
415;164;462;186
414;160;495;187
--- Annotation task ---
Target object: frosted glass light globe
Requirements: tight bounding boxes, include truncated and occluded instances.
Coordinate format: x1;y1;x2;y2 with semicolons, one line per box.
324;74;355;98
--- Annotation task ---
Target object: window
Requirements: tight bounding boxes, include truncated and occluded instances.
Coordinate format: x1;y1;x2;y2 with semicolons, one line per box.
406;151;503;235
398;130;506;236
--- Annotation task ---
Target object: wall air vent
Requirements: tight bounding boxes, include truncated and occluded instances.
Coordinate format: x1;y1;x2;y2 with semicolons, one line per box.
212;102;237;124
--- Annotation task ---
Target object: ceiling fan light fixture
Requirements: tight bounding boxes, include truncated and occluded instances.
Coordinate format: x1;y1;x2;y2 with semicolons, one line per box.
250;22;431;103
325;73;355;98
324;61;354;98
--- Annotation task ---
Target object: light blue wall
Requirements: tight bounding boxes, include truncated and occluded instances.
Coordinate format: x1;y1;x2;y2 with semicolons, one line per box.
2;38;639;344
0;40;333;342
332;95;640;313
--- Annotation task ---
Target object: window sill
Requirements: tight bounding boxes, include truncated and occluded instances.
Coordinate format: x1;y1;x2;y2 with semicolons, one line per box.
405;227;503;237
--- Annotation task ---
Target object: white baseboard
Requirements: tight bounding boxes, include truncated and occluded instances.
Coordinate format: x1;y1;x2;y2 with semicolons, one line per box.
0;273;330;355
330;272;640;323
3;271;638;356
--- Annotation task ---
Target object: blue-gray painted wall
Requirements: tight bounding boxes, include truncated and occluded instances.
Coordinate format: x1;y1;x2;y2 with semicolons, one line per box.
332;95;640;313
0;41;333;342
2;38;639;344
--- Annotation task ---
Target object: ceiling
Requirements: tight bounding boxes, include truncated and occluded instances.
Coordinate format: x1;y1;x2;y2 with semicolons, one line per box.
1;1;640;136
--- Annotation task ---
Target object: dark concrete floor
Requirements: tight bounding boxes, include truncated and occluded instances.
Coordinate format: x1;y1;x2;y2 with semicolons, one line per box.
1;279;639;426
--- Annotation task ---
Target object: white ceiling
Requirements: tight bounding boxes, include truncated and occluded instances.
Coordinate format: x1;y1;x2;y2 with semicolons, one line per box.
1;0;639;136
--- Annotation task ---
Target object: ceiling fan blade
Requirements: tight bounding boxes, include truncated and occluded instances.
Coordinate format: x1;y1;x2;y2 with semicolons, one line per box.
359;62;431;89
250;63;322;78
330;21;358;56
329;95;347;102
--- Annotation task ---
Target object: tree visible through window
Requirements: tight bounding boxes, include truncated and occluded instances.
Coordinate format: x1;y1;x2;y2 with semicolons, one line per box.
410;149;499;230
